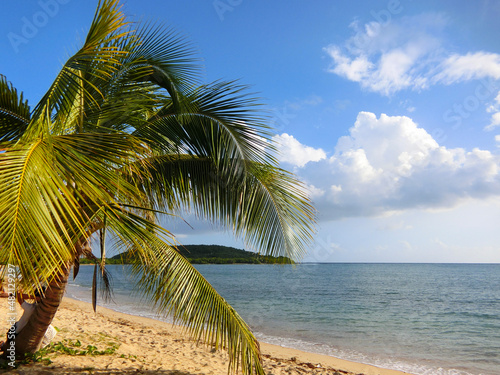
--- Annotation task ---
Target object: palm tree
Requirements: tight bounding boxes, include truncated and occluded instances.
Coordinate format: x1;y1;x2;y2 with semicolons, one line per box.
0;1;316;374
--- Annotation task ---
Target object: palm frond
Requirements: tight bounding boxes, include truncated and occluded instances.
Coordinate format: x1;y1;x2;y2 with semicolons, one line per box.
26;0;130;139
126;154;315;260
80;21;202;134
100;207;264;375
85;0;128;49
0;140;83;287
0;132;149;287
235;163;316;259
76;238;113;305
137;81;274;165
129;22;201;94
0;75;30;142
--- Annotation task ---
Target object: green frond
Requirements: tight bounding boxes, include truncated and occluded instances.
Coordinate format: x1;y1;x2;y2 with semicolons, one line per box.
0;141;84;288
0;132;149;287
137;81;275;166
0;75;30;142
136;246;264;375
127;22;201;96
100;208;264;375
85;0;128;48
235;164;316;259
127;154;315;260
81;21;202;134
27;0;131;139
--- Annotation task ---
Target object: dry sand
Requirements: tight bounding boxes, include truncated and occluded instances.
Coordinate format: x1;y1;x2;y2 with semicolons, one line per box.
0;297;412;375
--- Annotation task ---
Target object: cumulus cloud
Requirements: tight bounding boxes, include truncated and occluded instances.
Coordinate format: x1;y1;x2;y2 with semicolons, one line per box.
324;14;500;95
273;133;326;167
298;112;500;220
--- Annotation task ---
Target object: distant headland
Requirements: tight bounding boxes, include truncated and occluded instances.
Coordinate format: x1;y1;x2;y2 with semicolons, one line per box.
79;244;294;265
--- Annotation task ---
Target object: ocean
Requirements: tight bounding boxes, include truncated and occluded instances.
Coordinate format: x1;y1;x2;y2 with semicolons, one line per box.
66;263;500;375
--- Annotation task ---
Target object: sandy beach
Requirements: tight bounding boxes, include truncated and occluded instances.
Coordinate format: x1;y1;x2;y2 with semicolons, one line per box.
0;297;411;375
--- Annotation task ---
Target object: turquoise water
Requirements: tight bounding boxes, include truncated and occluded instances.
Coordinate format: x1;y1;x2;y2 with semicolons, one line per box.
66;263;500;375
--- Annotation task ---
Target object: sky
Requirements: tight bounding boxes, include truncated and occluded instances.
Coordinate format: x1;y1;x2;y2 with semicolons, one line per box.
2;0;500;263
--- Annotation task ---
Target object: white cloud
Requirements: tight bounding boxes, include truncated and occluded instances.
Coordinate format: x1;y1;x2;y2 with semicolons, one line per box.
325;46;373;82
324;43;432;95
435;52;500;84
307;184;325;199
485;91;500;131
298;112;500;220
486;112;500;131
324;14;500;95
273;133;326;167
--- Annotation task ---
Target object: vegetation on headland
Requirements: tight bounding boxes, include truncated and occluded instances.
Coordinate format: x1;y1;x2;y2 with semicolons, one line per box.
78;245;295;265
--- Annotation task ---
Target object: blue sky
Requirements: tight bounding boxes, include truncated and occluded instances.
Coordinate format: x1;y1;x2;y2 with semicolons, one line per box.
2;1;500;262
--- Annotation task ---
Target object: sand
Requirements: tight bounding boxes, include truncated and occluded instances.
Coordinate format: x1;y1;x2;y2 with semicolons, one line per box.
0;297;412;375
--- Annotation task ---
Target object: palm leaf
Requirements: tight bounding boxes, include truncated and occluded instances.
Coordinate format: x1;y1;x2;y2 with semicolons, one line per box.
26;0;130;139
127;22;201;98
101;207;264;375
0;140;82;288
129;154;315;259
0;75;30;142
136;81;274;165
0;132;148;287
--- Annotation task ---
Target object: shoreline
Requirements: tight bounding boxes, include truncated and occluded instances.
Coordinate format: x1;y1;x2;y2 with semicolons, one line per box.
1;296;411;374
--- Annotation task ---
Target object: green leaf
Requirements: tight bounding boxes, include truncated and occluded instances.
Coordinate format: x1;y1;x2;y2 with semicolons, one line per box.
0;75;30;142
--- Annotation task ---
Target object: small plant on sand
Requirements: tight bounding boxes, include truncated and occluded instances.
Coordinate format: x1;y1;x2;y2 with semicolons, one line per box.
47;339;119;356
17;338;120;367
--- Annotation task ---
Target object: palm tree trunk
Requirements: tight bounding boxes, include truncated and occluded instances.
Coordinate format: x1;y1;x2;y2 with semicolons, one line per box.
10;262;71;356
